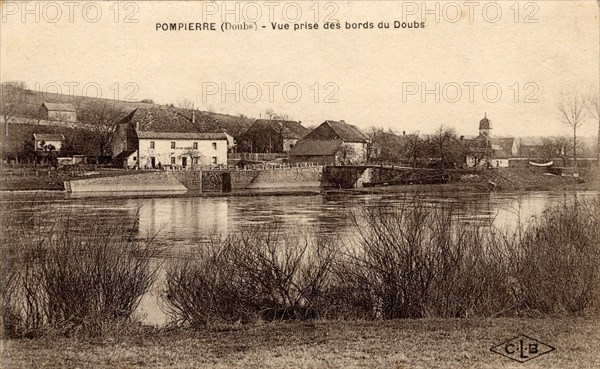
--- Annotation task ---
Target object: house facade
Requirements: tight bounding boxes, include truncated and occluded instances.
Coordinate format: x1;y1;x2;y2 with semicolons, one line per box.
39;102;77;122
290;120;369;165
33;133;64;152
111;107;227;169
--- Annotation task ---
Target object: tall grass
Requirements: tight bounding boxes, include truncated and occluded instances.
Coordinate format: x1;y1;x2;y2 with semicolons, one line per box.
162;196;600;325
1;209;160;338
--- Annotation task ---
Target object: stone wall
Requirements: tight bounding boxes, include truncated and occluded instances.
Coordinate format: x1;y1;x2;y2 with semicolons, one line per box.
231;169;321;189
67;172;187;192
170;171;203;190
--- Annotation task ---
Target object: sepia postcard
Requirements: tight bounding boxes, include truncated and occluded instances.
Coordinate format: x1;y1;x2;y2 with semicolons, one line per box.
1;1;599;368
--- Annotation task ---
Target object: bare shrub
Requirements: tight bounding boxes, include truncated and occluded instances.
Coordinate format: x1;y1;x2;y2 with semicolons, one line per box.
1;210;160;337
515;197;600;314
162;226;338;326
334;197;520;319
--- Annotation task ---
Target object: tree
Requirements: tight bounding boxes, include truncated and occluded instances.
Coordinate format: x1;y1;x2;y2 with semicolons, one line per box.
585;89;599;167
78;100;125;157
557;91;587;168
177;99;194;110
541;136;574;166
428;126;459;169
182;147;204;168
402;132;424;169
1;82;27;137
336;143;358;165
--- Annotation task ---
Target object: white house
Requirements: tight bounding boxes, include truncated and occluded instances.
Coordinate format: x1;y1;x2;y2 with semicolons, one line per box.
33;133;65;152
111;107;228;169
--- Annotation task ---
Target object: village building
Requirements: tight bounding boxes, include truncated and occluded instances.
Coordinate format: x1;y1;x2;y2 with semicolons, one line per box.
111;107;228;169
518;137;545;158
39;102;77;122
290;120;370;165
465;114;519;168
33;133;64;152
239;119;309;153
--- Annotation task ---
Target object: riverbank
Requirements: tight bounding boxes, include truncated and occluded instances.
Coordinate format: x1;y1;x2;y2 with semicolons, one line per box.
331;168;600;195
2;168;598;195
2;317;598;368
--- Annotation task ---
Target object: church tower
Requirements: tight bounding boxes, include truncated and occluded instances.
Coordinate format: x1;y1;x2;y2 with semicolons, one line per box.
479;113;492;138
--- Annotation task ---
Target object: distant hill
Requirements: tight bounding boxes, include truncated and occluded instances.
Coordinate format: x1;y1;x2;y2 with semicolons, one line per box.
3;86;255;138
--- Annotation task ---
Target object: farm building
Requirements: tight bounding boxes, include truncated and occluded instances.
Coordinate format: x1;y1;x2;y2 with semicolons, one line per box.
39;102;77;122
111;107;228;169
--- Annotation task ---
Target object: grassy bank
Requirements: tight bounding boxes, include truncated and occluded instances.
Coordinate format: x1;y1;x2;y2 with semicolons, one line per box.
339;168;599;195
2;317;599;368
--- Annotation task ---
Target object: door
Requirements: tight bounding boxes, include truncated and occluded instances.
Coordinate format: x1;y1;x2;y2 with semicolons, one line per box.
182;156;187;168
150;157;156;169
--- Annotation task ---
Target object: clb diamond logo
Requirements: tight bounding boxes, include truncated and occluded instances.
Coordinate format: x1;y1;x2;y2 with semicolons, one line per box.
490;334;555;363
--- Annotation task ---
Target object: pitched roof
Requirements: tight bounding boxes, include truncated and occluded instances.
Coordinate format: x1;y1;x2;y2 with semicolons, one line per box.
41;102;76;112
520;137;543;146
136;131;227;140
492;148;511;159
322;120;369;143
290;140;343;156
119;107;219;133
247;119;309;139
33;133;65;141
492;137;516;154
114;150;137;159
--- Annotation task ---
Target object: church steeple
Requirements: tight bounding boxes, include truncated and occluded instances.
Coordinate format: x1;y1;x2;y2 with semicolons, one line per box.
479;113;492;138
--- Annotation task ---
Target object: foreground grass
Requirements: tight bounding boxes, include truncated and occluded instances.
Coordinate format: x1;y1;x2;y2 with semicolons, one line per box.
2;317;598;369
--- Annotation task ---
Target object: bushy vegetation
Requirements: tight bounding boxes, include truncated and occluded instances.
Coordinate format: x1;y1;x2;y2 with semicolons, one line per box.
162;227;337;325
1;211;160;338
2;196;598;338
162;196;600;326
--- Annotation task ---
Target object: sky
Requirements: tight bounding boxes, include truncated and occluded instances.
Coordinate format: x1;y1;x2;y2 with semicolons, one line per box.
1;0;599;137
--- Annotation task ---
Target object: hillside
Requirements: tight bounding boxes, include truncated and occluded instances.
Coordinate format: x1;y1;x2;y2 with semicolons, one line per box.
2;86;255;138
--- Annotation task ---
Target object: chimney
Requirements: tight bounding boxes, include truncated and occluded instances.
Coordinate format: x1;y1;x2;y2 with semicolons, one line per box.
402;131;406;136
298;120;302;125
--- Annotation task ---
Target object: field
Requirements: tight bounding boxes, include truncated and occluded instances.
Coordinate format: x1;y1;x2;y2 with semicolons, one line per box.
2;317;599;368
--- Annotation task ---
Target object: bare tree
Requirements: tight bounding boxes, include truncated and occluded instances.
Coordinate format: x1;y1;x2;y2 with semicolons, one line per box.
585;89;599;167
429;125;459;169
1;82;27;137
177;99;194;110
557;91;587;168
403;132;423;169
336;143;358;165
78;100;125;157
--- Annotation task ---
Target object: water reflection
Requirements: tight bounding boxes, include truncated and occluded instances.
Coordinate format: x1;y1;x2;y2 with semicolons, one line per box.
2;190;598;325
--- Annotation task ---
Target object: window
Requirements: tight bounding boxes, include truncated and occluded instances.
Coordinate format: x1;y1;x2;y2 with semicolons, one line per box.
212;157;217;164
171;157;176;165
212;142;217;150
193;142;198;150
150;141;155;149
171;142;176;149
133;157;136;161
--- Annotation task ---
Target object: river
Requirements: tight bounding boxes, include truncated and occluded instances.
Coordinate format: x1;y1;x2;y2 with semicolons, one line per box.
2;189;598;325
